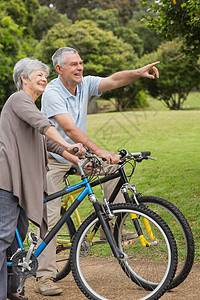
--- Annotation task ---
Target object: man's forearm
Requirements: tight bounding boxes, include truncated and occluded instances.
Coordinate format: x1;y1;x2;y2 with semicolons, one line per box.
65;127;101;154
109;69;141;87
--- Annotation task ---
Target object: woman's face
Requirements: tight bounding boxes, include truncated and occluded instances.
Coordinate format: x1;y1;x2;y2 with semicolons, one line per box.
24;69;48;99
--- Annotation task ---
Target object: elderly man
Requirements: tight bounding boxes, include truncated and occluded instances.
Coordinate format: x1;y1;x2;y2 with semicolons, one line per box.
35;47;159;296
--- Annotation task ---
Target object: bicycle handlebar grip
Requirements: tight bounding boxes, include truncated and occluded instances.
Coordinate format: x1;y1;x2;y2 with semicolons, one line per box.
73;147;79;154
119;149;127;158
141;151;151;156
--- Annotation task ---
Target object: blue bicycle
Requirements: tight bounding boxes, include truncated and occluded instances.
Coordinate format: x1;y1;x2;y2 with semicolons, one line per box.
7;150;178;300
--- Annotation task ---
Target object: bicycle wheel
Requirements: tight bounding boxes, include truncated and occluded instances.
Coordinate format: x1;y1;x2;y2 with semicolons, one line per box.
136;195;195;289
55;207;76;281
70;203;177;300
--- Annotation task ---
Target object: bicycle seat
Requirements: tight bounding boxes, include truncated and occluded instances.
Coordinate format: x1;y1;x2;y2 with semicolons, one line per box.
64;167;77;176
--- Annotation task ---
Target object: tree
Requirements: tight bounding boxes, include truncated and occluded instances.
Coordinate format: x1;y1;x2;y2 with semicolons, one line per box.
78;7;120;31
128;8;162;55
36;19;142;111
141;0;200;63
0;15;34;108
23;0;40;35
0;0;40;36
89;0;139;25
78;8;144;57
38;0;138;24
0;0;28;26
138;40;200;110
32;6;72;40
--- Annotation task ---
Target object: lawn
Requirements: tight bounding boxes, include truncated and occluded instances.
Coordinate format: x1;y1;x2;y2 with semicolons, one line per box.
85;91;200;261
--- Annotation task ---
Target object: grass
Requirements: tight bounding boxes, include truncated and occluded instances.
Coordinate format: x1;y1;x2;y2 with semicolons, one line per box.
86;91;200;261
27;92;200;262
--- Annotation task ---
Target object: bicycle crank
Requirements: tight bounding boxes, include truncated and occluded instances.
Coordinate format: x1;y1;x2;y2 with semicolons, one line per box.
11;249;38;278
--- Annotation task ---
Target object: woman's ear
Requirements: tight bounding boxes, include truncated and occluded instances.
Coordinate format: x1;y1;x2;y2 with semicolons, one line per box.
20;75;28;86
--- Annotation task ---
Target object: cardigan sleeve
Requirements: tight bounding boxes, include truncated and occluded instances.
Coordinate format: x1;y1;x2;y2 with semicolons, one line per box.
11;91;54;135
45;137;65;156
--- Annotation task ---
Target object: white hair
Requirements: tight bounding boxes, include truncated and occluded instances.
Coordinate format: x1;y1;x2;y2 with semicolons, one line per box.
52;47;78;68
13;58;50;90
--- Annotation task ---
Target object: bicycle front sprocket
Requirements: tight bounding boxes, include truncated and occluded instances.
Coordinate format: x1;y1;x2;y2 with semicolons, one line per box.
12;249;38;278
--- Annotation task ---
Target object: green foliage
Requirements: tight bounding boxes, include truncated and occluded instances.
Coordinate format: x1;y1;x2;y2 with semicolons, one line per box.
88;0;139;25
78;7;120;31
0;12;38;108
24;0;40;17
0;0;40;36
78;8;144;58
0;0;28;26
138;40;200;110
130;90;149;109
42;0;138;24
141;0;200;63
32;6;72;40
114;26;144;58
0;15;24;108
23;0;40;35
128;18;161;55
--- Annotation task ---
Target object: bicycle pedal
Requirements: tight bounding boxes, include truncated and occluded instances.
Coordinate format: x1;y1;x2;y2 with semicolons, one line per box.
29;232;38;245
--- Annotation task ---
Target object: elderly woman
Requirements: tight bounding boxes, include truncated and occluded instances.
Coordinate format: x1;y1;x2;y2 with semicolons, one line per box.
0;58;85;300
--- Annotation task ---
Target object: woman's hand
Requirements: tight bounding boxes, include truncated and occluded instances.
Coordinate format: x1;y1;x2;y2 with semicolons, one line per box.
66;143;86;157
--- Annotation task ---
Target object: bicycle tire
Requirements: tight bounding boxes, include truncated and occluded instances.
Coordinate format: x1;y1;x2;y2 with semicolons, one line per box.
55;207;76;282
70;203;177;300
135;195;195;289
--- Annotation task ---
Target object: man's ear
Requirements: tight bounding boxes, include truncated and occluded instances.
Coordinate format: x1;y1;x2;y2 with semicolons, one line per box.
55;64;62;75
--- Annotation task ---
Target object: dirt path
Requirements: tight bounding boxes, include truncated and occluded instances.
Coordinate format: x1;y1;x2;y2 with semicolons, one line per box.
24;262;200;300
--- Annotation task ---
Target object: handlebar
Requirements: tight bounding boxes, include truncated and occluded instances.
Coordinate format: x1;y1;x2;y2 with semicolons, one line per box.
77;148;155;172
118;149;155;162
73;146;154;164
74;148;155;179
73;147;79;154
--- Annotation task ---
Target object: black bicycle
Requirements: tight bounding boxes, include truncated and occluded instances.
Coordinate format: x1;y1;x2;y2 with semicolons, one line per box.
55;149;194;291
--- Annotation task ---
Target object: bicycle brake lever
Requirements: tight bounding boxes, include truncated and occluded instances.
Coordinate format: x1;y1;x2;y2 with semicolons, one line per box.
148;157;156;161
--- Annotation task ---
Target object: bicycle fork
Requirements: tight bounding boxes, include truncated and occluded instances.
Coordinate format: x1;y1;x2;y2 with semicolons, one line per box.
121;184;159;247
88;193;125;260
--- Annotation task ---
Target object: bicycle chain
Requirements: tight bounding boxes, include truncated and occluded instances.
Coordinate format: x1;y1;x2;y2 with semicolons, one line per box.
12;249;38;278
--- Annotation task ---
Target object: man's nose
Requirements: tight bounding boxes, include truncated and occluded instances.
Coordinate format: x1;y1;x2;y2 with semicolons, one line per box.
77;64;83;70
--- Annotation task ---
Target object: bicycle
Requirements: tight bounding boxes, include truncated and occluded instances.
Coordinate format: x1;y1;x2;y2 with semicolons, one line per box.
7;150;178;300
55;149;195;290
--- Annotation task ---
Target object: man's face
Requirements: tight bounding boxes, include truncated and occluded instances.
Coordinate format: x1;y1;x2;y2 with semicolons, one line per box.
60;53;84;86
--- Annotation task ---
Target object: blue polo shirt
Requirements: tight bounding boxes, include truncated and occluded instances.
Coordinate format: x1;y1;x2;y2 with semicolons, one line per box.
41;75;102;163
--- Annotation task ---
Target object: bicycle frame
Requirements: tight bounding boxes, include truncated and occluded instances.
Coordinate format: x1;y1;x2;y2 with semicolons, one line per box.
59;164;154;248
37;181;92;257
8;173;125;268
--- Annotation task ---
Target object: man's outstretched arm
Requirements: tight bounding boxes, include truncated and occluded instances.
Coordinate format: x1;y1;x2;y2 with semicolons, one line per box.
98;61;160;93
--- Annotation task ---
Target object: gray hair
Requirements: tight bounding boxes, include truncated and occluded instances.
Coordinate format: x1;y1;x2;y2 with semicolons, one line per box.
13;58;50;91
52;47;78;68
